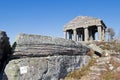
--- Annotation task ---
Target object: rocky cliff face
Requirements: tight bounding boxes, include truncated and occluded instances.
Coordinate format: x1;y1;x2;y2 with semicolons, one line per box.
0;30;11;71
0;30;11;80
3;33;91;80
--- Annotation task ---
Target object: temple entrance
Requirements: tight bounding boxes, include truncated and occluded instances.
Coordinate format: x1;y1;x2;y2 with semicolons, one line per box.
76;28;84;41
63;16;107;42
88;26;98;41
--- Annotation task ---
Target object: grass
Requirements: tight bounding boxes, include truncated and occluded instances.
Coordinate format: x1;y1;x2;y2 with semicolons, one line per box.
101;56;120;80
63;41;120;80
101;65;120;80
102;71;114;80
99;41;120;52
64;58;96;80
110;57;120;68
86;49;95;57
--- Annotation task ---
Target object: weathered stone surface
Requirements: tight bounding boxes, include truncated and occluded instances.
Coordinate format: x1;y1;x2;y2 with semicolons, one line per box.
3;33;90;80
64;16;103;30
0;30;11;80
4;55;91;80
88;44;103;54
0;30;11;71
12;33;89;58
112;56;120;64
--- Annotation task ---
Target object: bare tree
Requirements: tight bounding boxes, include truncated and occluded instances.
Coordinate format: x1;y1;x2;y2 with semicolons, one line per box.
107;28;115;41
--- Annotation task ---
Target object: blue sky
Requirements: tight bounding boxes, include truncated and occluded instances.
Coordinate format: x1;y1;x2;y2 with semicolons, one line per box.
0;0;120;43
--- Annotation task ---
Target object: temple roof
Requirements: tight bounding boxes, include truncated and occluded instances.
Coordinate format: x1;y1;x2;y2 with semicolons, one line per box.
64;16;106;31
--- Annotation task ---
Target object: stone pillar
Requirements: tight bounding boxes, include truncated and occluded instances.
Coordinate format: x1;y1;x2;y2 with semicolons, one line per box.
102;29;105;41
73;29;77;41
84;28;88;41
64;31;67;39
104;29;106;41
103;29;106;41
98;26;102;41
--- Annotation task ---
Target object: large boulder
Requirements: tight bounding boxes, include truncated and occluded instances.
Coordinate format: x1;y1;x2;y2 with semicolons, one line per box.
12;33;89;58
3;33;90;80
4;55;90;80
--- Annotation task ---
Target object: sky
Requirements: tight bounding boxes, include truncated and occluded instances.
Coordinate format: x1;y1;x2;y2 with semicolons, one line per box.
0;0;120;44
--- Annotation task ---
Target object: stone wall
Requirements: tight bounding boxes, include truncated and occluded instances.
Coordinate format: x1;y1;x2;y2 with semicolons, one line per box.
3;33;91;80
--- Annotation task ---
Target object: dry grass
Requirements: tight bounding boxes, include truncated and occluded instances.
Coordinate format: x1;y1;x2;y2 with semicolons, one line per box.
64;58;96;80
86;49;95;57
100;42;120;52
114;72;120;80
110;57;120;68
101;56;120;80
101;69;120;80
102;71;114;80
63;41;120;80
100;61;114;80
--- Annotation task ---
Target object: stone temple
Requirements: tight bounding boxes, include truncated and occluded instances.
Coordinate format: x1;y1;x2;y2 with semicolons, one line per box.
63;16;107;41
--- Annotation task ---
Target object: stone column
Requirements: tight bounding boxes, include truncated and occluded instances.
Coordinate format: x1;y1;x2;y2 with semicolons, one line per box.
64;31;67;39
98;26;102;41
103;29;106;41
102;29;105;41
104;29;106;41
73;29;77;41
84;28;88;41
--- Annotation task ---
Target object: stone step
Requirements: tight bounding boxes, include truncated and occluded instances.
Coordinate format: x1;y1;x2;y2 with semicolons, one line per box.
90;66;107;72
88;71;101;76
96;57;110;63
95;61;107;66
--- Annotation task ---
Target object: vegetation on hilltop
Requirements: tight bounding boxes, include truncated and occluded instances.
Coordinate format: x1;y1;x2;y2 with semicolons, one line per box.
63;41;120;80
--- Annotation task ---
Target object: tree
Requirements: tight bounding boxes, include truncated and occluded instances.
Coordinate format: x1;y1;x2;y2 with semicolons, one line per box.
107;28;115;41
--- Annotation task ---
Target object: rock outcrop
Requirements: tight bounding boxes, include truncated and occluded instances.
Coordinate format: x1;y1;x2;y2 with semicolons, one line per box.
4;55;91;80
3;33;91;80
64;42;120;80
0;30;11;80
0;30;11;71
12;33;89;58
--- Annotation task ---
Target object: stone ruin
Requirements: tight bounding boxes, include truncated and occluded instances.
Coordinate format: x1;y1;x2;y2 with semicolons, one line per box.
63;16;107;41
0;16;108;80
